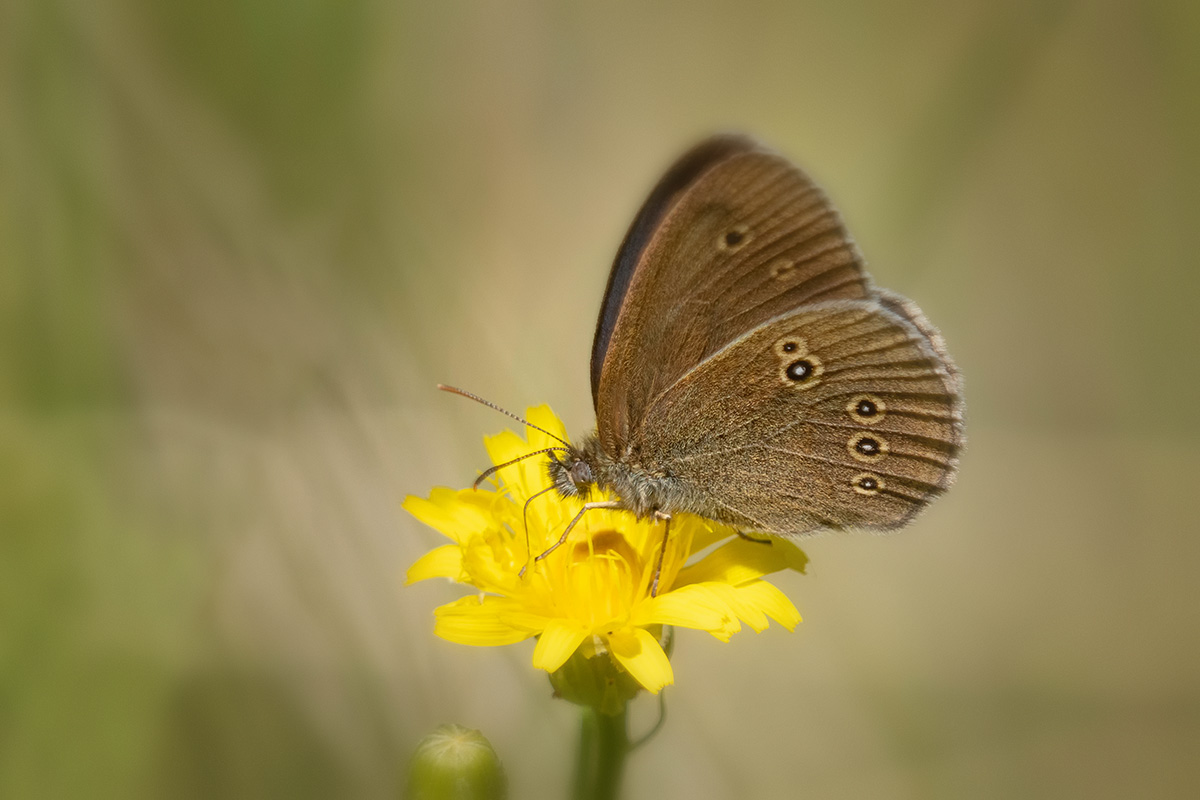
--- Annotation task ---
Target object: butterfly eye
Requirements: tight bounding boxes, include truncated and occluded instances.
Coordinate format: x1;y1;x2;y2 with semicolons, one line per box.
852;473;884;496
570;461;594;485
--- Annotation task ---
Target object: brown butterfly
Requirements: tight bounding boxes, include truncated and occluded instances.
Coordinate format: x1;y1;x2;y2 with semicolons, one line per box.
446;134;962;593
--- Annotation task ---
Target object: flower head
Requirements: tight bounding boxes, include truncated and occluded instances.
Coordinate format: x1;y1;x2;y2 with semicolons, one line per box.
405;406;807;693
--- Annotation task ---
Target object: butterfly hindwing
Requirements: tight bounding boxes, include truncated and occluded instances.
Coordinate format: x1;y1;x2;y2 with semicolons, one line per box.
631;298;963;536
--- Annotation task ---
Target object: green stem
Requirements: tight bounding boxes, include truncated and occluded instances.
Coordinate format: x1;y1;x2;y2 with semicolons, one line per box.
571;704;629;800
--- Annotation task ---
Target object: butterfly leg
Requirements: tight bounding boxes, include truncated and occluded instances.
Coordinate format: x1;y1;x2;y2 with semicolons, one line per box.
519;485;557;572
519;500;622;577
734;529;772;546
649;511;673;597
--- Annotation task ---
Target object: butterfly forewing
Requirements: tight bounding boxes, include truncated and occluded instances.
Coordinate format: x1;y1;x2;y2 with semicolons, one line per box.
593;137;872;454
591;135;755;407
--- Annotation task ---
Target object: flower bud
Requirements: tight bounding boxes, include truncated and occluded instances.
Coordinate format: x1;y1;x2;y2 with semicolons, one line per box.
405;724;506;800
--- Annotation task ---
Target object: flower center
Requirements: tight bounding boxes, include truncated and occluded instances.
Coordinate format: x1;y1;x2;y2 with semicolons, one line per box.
539;528;651;626
572;530;641;570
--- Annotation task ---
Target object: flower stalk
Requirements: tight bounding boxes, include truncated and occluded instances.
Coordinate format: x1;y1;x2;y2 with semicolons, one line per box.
573;705;629;800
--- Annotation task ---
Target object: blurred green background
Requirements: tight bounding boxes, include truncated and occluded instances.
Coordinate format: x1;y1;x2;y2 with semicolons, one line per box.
3;1;1198;798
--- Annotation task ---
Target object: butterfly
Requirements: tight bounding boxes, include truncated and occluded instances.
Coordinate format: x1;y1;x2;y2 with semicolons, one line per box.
447;134;962;593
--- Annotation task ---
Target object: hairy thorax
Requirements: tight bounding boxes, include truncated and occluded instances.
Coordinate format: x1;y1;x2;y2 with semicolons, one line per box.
549;432;723;521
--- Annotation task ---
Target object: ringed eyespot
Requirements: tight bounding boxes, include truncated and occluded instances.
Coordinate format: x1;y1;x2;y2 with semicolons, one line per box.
848;433;888;462
852;473;884;495
846;394;886;424
786;360;813;381
774;337;807;358
780;354;823;386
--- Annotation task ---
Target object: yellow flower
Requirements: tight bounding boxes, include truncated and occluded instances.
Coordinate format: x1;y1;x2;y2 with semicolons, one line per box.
405;406;807;694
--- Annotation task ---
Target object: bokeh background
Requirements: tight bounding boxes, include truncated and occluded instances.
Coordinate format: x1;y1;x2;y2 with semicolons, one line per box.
3;1;1199;798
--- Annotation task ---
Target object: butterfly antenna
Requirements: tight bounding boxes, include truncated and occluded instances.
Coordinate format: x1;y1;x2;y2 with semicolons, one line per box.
473;448;569;490
437;384;572;447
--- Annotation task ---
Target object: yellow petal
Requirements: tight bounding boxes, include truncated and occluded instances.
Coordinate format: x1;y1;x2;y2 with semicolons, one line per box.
633;584;740;639
771;539;809;573
531;619;590;672
675;537;808;587
404;488;496;544
483;429;531;472
459;535;520;593
607;628;674;694
684;518;737;553
523;484;574;536
696;582;769;632
732;580;802;631
455;488;510;517
665;580;801;633
406;544;464;584
483;428;555;502
481;430;536;497
433;596;533;646
516;406;571;500
524;405;570;450
497;607;555;633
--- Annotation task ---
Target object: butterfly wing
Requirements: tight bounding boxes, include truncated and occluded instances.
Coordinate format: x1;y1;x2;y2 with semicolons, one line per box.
592;135;873;454
633;295;963;535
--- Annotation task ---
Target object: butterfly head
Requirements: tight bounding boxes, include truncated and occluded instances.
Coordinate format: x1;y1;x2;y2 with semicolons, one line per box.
547;446;596;499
